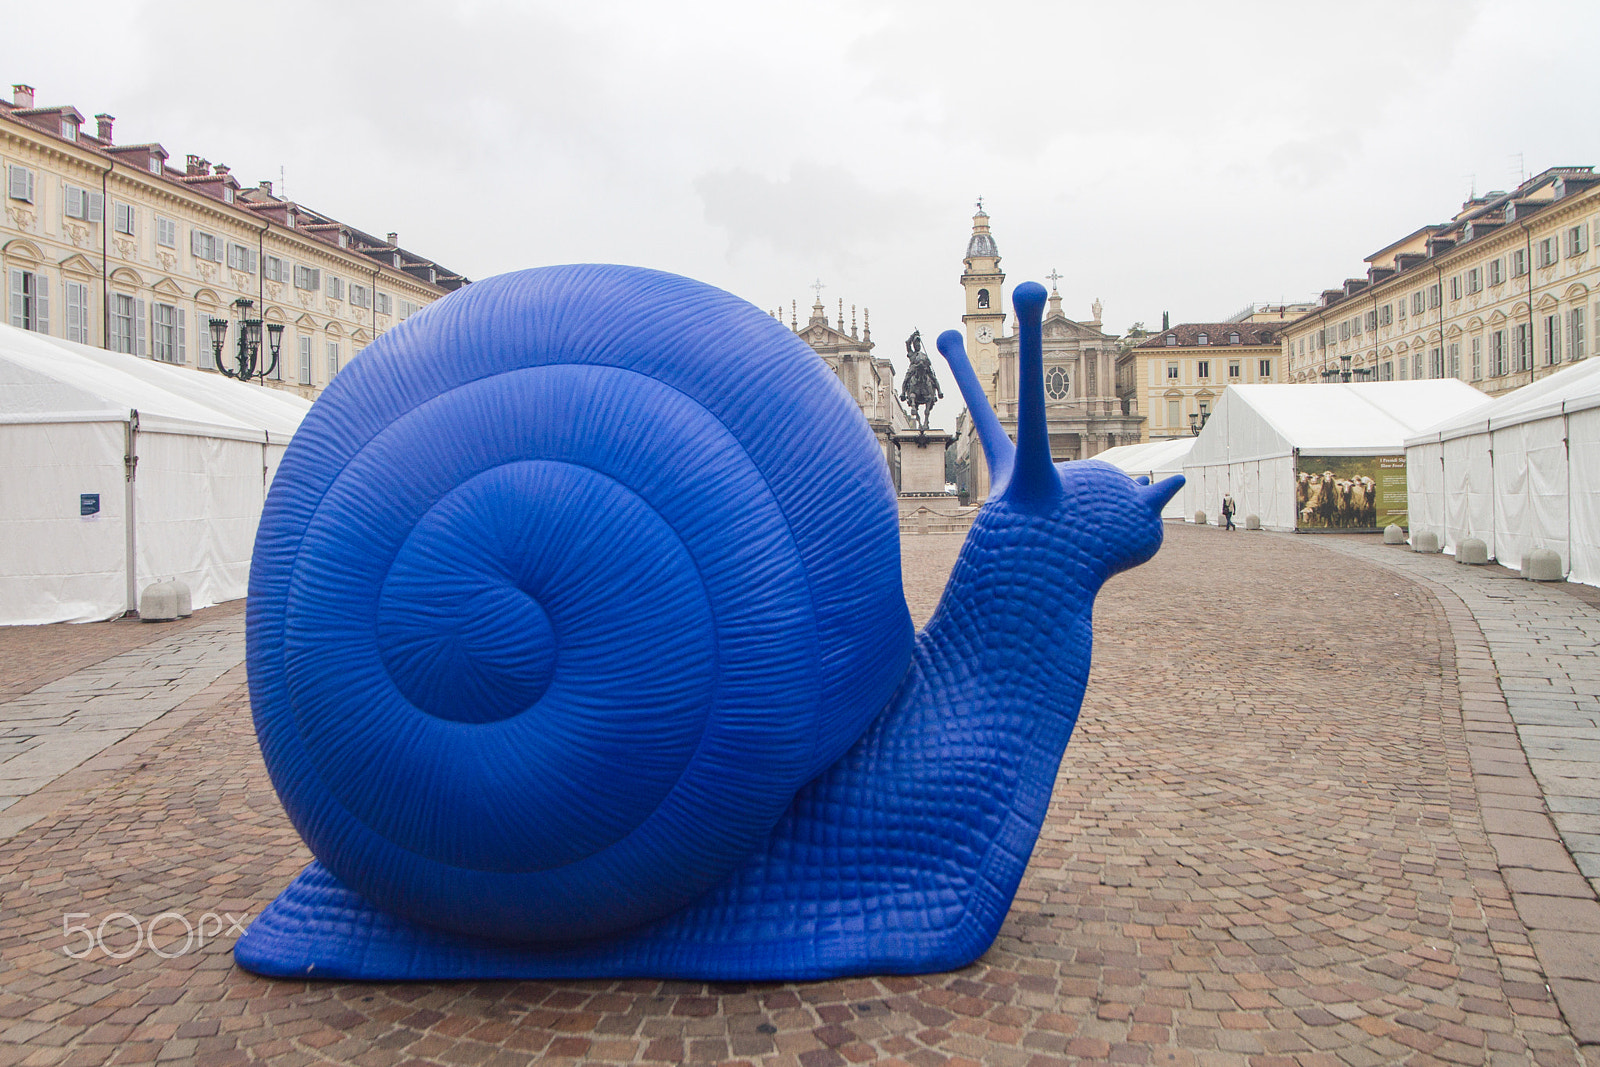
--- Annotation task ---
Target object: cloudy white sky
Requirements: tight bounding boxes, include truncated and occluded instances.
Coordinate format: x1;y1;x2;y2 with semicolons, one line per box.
7;0;1598;424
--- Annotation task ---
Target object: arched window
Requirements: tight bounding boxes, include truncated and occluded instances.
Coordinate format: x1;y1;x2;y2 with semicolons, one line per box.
1164;334;1177;346
1228;332;1240;344
977;289;990;309
1197;332;1209;345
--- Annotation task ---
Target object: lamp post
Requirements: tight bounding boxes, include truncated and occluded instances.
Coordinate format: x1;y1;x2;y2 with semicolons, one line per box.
1188;411;1210;436
1320;352;1376;383
208;298;283;383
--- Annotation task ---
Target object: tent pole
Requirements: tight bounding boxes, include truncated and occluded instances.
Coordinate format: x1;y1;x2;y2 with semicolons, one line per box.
124;409;139;617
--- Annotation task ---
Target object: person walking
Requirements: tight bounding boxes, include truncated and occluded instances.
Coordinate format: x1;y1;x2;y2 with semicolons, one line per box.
1221;493;1236;531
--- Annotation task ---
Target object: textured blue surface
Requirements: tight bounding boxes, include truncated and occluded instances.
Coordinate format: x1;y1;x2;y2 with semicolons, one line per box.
236;270;1181;980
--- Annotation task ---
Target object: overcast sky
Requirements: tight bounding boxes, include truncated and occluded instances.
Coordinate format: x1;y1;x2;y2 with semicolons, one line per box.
7;0;1598;425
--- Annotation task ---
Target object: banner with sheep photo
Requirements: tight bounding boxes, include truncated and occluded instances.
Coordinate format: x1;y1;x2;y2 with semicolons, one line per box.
1294;456;1407;532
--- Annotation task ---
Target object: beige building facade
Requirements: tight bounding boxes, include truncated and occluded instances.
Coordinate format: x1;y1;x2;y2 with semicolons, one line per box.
1281;166;1600;397
955;205;1143;503
1120;322;1283;442
2;83;464;399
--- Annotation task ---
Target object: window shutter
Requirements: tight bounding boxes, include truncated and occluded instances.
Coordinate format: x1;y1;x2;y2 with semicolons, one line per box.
9;269;22;328
249;249;259;273
88;192;103;223
66;185;82;218
35;274;48;334
7;166;21;200
135;299;147;357
177;309;186;364
192;230;203;256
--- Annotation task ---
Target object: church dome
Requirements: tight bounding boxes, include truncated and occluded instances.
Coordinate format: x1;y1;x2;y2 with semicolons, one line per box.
966;231;998;258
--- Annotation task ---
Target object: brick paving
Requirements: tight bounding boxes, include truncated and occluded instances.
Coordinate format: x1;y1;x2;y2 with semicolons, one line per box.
0;523;1591;1066
1311;534;1600;1049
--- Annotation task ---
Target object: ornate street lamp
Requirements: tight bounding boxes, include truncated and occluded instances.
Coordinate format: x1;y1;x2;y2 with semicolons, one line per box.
208;298;283;383
1188;411;1210;436
1320;352;1376;383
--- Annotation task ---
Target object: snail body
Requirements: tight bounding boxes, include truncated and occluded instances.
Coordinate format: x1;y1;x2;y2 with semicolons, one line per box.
235;269;1181;980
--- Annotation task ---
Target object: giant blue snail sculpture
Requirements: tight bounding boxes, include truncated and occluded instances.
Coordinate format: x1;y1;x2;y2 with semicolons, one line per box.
235;264;1182;981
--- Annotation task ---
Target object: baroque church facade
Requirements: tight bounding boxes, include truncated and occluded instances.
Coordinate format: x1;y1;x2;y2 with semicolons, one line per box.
956;205;1145;503
780;296;912;486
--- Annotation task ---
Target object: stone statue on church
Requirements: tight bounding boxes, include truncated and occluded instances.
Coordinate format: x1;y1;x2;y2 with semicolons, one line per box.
900;330;943;431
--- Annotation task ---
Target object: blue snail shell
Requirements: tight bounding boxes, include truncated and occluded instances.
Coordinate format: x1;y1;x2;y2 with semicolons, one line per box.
246;265;914;943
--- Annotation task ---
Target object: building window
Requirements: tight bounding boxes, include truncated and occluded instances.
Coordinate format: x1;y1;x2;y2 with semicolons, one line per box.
264;256;285;283
222;186;234;204
1163;334;1177;345
1567;224;1589;257
1429;347;1444;379
190;230;222;262
1543;314;1560;366
976;288;989;309
151;303;185;364
294;265;321;291
326;341;340;379
1380;361;1393;381
1512;248;1528;277
1166;398;1180;427
65;280;90;343
327;276;345;301
227;243;258;273
1488;259;1504;286
1410;292;1424;316
114;202;136;236
156;217;176;248
8;268;48;332
1465;267;1481;293
349;283;370;309
1379;304;1393;326
298;336;312;385
1514;323;1531;371
7;164;34;202
1428;284;1441;309
61;117;78;141
1259;358;1271;378
1449;276;1461;301
109;293;145;355
1448;342;1461;379
1196;360;1210;379
1166;362;1179;379
399;299;419;320
1471;336;1482;380
1537;236;1559;268
65;185;103;221
1570;307;1586;361
375;292;392;316
1044;366;1069;399
1364;310;1377;331
1490;330;1506;376
1339;321;1350;342
1227;331;1240;344
1196;332;1209;345
1228;361;1240;379
148;157;161;175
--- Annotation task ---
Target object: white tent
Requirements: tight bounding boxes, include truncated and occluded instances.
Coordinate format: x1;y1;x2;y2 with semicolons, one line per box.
0;323;311;624
1405;358;1600;583
1181;381;1489;532
1091;438;1194;518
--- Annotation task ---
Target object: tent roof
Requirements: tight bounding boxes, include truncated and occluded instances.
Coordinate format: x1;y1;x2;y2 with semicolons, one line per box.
1189;381;1489;464
0;323;311;441
1092;437;1195;474
1406;358;1600;444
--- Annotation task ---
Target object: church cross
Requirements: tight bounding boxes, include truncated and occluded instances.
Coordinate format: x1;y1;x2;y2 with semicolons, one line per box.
811;278;826;302
1046;268;1063;290
975;195;984;213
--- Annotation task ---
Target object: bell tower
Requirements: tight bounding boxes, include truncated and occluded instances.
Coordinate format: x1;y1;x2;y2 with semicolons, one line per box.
960;199;1006;404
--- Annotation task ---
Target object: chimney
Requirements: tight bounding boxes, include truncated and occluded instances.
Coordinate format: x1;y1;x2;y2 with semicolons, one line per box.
213;163;230;177
258;180;273;196
12;84;34;108
186;155;209;176
95;113;114;143
386;232;398;246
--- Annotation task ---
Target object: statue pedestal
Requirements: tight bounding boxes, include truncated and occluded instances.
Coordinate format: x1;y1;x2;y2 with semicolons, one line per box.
896;429;973;533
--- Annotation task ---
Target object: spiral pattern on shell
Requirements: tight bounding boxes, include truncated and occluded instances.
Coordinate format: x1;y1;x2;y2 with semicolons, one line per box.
246;265;914;943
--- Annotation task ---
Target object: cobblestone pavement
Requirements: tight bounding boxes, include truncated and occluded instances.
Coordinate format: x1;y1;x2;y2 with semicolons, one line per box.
1309;533;1600;1049
0;524;1591;1066
0;604;244;836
